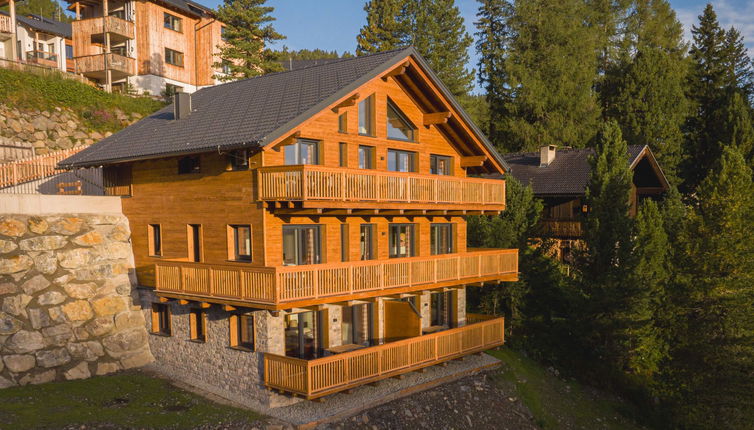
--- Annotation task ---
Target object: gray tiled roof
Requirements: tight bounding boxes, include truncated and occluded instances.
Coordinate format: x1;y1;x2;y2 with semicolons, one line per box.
0;12;72;39
501;145;646;196
61;47;510;172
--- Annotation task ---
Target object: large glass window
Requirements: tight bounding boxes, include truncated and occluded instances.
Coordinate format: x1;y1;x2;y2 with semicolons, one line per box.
360;224;375;260
163;12;183;32
430;291;452;327
430;154;452;175
282;225;321;265
386;100;415;141
387;149;416;172
284;139;319;165
342;304;373;346
229;225;251;261
430;223;453;255
389;224;415;258
358;95;375;136
358;145;375;169
285;311;322;359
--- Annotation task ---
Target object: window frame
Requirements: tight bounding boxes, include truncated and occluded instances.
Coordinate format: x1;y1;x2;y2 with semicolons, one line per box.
338;112;348;134
164;47;184;67
187;224;202;262
358;145;375;169
388;223;416;258
386;99;416;142
189;308;207;342
360;223;376;260
282;225;322;266
227;224;252;262
339;142;348;167
151;303;171;336
230;314;255;351
387;149;417;173
358;94;375;137
163;12;183;33
284;139;320;165
430;223;454;255
430;154;453;176
148;224;162;257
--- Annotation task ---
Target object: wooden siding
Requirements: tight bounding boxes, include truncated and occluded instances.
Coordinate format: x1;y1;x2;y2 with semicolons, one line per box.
264;316;505;399
74;52;135;75
0;14;11;34
72;15;134;45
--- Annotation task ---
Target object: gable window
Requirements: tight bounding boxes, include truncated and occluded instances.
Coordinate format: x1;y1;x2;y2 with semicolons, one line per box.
358;145;375;169
430;223;454;255
165;48;184;67
151;303;171;336
148;224;162;257
358;94;375;136
386;99;415;141
178;156;200;174
284;139;319;165
189;308;207;342
230;314;254;350
389;223;415;258
228;225;251;261
164;13;182;32
387;149;416;172
338;112;347;133
430;154;452;175
283;225;322;265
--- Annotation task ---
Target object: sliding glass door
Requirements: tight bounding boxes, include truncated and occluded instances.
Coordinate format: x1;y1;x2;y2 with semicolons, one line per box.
282;225;321;266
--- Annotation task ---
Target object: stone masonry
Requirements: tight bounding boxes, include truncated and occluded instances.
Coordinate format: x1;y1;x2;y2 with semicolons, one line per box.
0;213;152;388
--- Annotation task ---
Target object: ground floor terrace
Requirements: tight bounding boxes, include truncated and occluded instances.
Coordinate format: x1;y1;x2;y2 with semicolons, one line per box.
138;285;504;406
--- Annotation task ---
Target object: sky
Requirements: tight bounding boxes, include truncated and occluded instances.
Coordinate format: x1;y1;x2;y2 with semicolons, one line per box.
205;0;754;91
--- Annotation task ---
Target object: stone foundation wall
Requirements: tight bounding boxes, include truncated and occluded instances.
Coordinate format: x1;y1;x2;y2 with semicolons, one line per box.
0;212;152;388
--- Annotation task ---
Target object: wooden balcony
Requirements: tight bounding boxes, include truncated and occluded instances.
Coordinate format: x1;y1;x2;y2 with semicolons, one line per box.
155;248;518;309
26;51;58;68
74;53;135;79
0;14;11;35
264;316;504;399
72;16;135;43
539;220;583;238
258;165;506;214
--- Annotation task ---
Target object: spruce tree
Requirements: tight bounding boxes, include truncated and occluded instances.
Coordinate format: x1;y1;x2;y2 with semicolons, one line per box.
721;92;754;164
214;0;284;81
356;0;406;55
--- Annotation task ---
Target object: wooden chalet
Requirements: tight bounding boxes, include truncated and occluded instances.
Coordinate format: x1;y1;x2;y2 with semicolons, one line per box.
61;48;517;402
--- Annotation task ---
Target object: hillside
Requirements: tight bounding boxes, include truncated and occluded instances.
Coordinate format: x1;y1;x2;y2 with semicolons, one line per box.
0;68;164;160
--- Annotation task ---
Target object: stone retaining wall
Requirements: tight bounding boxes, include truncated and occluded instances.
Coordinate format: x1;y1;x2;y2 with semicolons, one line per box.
0;212;152;388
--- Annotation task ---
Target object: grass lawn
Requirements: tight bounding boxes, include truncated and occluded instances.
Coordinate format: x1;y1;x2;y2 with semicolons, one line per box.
488;348;644;430
0;370;262;429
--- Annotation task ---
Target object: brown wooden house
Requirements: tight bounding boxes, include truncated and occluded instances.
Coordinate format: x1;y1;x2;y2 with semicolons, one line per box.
502;145;669;261
60;48;518;404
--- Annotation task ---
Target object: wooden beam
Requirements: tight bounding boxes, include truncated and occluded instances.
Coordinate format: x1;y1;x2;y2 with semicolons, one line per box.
178;299;190;305
331;93;360;113
460;156;487;168
199;302;211;309
381;61;409;81
158;297;170;303
423;112;451;127
223;305;236;312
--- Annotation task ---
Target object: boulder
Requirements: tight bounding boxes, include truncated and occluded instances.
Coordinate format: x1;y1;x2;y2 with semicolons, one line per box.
114;310;145;331
120;348;154;369
64;361;90;380
36;348;71;368
19;235;68;251
0;255;34;274
61;300;93;321
0;217;27;237
96;361;120;376
3;354;35;372
7;330;45;353
103;329;147;355
21;274;51;295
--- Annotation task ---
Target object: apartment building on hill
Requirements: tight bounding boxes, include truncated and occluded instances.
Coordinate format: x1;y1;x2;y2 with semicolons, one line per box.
0;7;72;73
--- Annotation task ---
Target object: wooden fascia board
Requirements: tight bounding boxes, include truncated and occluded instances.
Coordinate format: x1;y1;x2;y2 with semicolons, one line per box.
460;155;487;167
629;146;670;192
423;111;451;126
381;61;410;81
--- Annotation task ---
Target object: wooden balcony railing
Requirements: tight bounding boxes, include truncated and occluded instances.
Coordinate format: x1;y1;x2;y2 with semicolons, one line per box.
72;15;135;40
258;165;506;208
0;15;12;34
155;249;518;307
74;53;135;75
264;316;504;399
539;220;583;238
26;51;58;68
0;147;86;189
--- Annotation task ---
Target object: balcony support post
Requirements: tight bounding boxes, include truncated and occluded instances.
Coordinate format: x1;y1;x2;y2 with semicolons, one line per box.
8;0;17;61
103;0;112;93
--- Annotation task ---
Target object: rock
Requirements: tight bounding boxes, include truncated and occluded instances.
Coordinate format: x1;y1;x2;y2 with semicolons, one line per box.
64;361;90;380
19;235;68;251
38;291;65;306
3;354;35;372
0;282;18;296
49;217;84;235
93;242;132;260
58;248;91;269
103;329;147;355
7;330;45;353
67;341;104;361
28;308;53;329
86;317;114;337
108;224;130;241
87;215;122;226
61;300;93;321
91;296;127;317
0;217;27;237
36;348;71;367
73;131;88;139
95;361;120;375
0;375;15;389
114;310;145;331
0;255;33;274
32;252;58;275
3;294;32;316
26;369;56;385
42;324;74;346
73;230;104;246
63;283;96;299
0;239;17;253
48;306;66;324
21;274;51;295
27;217;48;234
120;349;153;369
0;312;23;335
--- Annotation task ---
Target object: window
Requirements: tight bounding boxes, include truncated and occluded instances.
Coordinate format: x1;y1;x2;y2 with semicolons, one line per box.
430;155;452;175
340;224;349;262
389;224;415;258
163;12;183;32
358;145;374;169
220;26;227;41
387;149;416;172
431;223;454;255
386;99;415;141
228;225;251;261
342;303;373;346
360;224;375;260
430;291;452;327
230;314;254;350
189;308;206;342
187;224;202;262
220;60;231;75
103;164;132;196
151;303;171;335
228;149;249;171
148;224;162;257
65;44;73;60
284;139;319;165
164;48;184;67
282;225;321;265
178;156;200;174
285;311;323;359
338;112;347;133
339;142;348;167
358;94;375;136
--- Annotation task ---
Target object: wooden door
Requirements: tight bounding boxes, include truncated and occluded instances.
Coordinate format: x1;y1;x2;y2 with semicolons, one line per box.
383;300;421;342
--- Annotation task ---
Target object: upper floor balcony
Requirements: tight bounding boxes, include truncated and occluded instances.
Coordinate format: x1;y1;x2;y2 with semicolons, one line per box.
72;15;135;44
0;14;11;35
539;220;583;238
257;165;506;215
154;248;518;309
74;52;135;80
26;50;58;68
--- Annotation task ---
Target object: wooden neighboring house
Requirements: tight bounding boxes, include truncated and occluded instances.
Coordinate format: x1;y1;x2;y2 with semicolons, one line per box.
64;0;225;94
0;8;72;73
502;145;669;261
60;48;519;404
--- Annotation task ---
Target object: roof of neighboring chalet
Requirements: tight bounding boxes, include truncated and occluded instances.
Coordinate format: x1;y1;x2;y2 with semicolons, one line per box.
501;145;669;196
280;58;344;71
0;12;72;39
60;47;510;172
159;0;213;17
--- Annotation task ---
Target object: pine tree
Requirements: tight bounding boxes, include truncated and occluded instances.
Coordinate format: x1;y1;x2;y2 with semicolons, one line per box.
721;92;754;164
721;27;754;101
214;0;284;81
356;0;406;55
474;0;513;150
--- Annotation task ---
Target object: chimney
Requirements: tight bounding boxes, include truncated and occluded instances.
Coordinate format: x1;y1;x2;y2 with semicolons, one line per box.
173;92;191;120
539;145;556;167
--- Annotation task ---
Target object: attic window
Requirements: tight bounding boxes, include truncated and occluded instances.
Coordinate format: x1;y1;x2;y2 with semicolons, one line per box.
358;95;375;136
178;156;200;174
386;99;415;142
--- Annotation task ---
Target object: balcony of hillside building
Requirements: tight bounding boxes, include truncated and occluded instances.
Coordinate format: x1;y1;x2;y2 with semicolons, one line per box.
0;14;11;36
264;314;505;399
257;165;506;215
73;52;134;79
539;219;583;238
72;14;135;43
26;50;58;68
154;248;518;309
